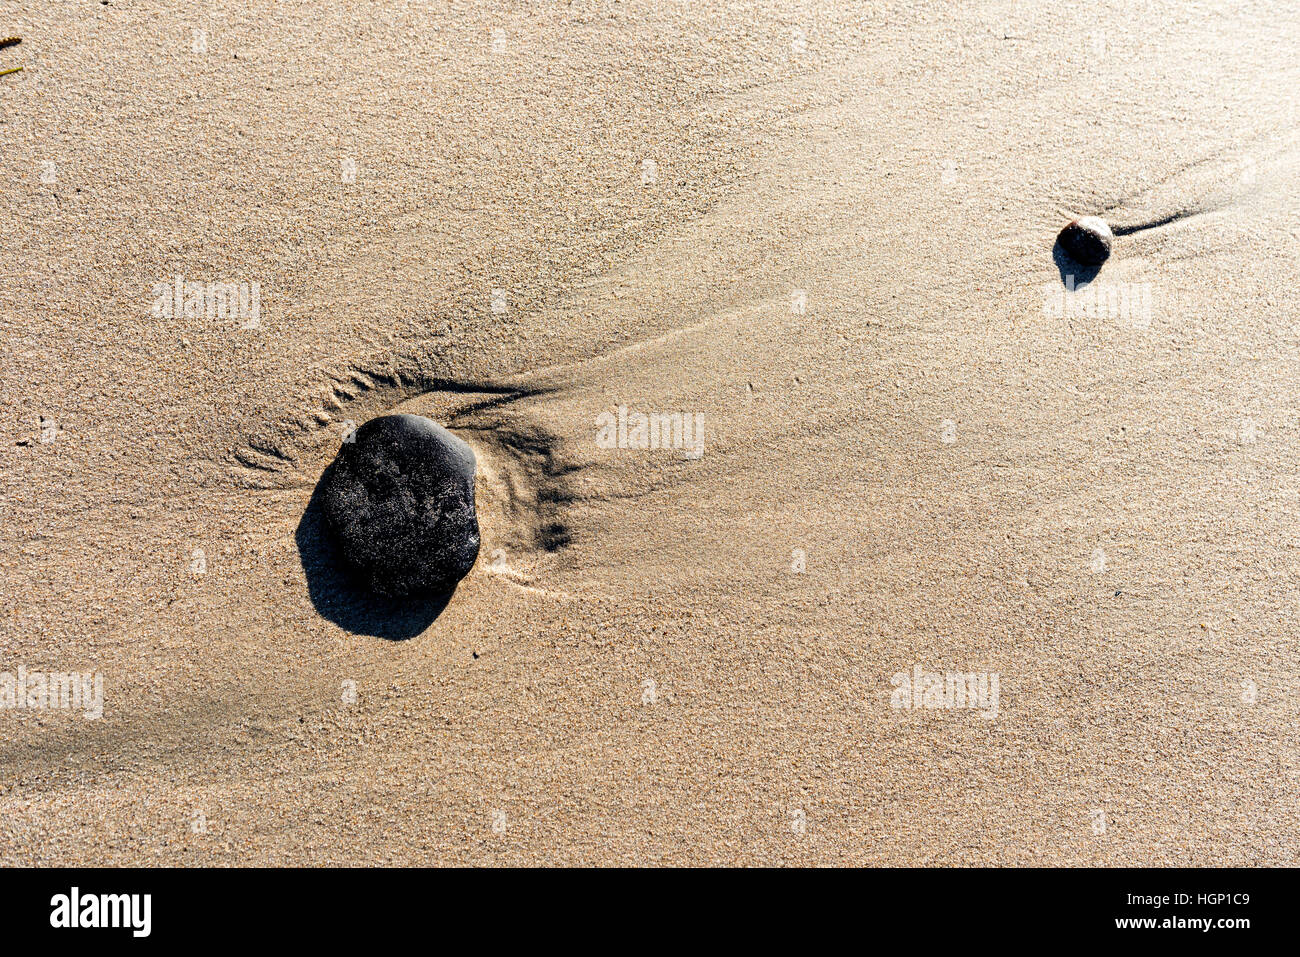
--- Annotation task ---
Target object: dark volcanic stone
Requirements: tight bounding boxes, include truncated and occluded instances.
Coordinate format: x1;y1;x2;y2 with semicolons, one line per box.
322;414;480;597
1057;216;1113;267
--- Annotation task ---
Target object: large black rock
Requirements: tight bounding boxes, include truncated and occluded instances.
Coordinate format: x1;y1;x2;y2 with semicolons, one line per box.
1057;216;1113;267
321;414;480;597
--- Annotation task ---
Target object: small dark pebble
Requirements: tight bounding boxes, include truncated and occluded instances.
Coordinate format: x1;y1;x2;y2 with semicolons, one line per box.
1058;216;1113;267
321;413;480;598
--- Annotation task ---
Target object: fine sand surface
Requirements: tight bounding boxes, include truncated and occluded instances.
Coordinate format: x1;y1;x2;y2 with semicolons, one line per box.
2;1;1298;864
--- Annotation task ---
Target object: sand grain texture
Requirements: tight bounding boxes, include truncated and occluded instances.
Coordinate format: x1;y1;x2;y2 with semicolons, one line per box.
2;0;1298;864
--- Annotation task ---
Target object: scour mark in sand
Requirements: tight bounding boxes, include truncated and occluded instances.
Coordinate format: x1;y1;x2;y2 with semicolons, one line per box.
1097;131;1300;238
226;298;772;490
227;358;524;484
1110;207;1211;236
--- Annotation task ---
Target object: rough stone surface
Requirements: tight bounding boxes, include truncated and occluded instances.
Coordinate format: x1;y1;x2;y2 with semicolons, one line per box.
322;414;480;597
1057;216;1114;267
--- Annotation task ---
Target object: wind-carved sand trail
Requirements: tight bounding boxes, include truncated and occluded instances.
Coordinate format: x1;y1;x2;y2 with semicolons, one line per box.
3;1;1300;864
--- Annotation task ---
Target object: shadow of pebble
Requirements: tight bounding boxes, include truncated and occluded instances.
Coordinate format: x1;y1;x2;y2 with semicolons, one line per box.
1053;238;1103;287
295;462;454;640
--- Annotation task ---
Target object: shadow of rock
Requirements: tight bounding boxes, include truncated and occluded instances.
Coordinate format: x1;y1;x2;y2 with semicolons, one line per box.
1053;238;1103;287
295;462;453;640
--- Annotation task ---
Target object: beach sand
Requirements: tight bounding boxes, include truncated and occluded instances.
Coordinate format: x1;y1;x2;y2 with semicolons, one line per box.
2;0;1298;864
